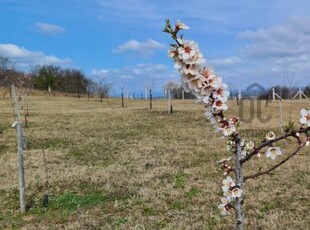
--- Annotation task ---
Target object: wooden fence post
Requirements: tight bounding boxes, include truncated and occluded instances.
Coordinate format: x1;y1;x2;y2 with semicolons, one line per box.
149;89;152;109
168;89;173;114
12;85;26;213
121;91;124;107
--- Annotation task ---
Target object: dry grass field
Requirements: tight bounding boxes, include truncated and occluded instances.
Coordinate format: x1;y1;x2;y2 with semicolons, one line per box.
0;93;309;230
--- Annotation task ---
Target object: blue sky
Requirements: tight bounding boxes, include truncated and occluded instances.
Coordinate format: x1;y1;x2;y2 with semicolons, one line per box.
1;0;310;96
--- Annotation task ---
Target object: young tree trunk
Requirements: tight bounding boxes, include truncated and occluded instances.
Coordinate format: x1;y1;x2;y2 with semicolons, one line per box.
235;137;244;230
149;89;152;109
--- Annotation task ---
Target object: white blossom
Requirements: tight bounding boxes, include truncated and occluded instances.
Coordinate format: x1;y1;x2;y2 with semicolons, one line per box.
266;147;282;160
231;187;243;198
245;141;255;150
176;20;189;30
266;131;276;140
300;108;310;127
178;40;199;62
222;176;235;192
222;125;236;136
218;196;232;215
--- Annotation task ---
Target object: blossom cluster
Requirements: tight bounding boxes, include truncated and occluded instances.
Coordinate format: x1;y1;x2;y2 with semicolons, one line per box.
216;157;243;215
217;156;233;175
263;131;283;160
165;20;233;137
218;176;243;215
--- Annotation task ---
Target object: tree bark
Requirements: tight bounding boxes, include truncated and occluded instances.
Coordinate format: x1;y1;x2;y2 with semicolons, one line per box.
234;137;244;230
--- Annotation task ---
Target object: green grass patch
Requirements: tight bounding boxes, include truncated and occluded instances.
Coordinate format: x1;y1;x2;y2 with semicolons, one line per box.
168;200;187;210
259;199;282;212
49;189;135;212
185;187;201;198
173;173;187;189
143;207;157;216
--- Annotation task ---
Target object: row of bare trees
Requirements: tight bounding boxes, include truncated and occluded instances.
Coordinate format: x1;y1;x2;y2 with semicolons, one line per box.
164;80;310;100
261;85;310;99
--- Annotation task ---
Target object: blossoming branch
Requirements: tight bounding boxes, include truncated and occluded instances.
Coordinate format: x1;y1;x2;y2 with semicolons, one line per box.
163;19;310;230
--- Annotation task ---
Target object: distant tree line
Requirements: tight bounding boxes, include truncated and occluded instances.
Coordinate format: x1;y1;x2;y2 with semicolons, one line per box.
0;56;111;98
164;80;310;100
1;56;309;100
260;85;310;100
31;65;90;98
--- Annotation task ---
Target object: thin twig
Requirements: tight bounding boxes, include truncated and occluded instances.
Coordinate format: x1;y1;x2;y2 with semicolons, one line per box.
244;142;306;181
241;126;310;164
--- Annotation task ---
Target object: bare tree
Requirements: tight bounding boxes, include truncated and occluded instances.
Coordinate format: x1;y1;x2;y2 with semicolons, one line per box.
164;81;181;99
145;82;153;109
96;79;111;102
0;57;29;96
164;81;181;113
85;80;96;100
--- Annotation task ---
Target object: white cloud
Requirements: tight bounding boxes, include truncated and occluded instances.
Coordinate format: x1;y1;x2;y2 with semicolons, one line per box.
91;69;109;77
236;16;310;86
113;39;166;56
0;43;72;68
34;22;65;35
209;56;242;66
0;44;31;57
238;17;310;60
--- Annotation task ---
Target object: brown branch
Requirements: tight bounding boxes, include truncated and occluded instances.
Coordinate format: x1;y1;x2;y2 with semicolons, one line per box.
244;142;306;181
241;126;310;164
